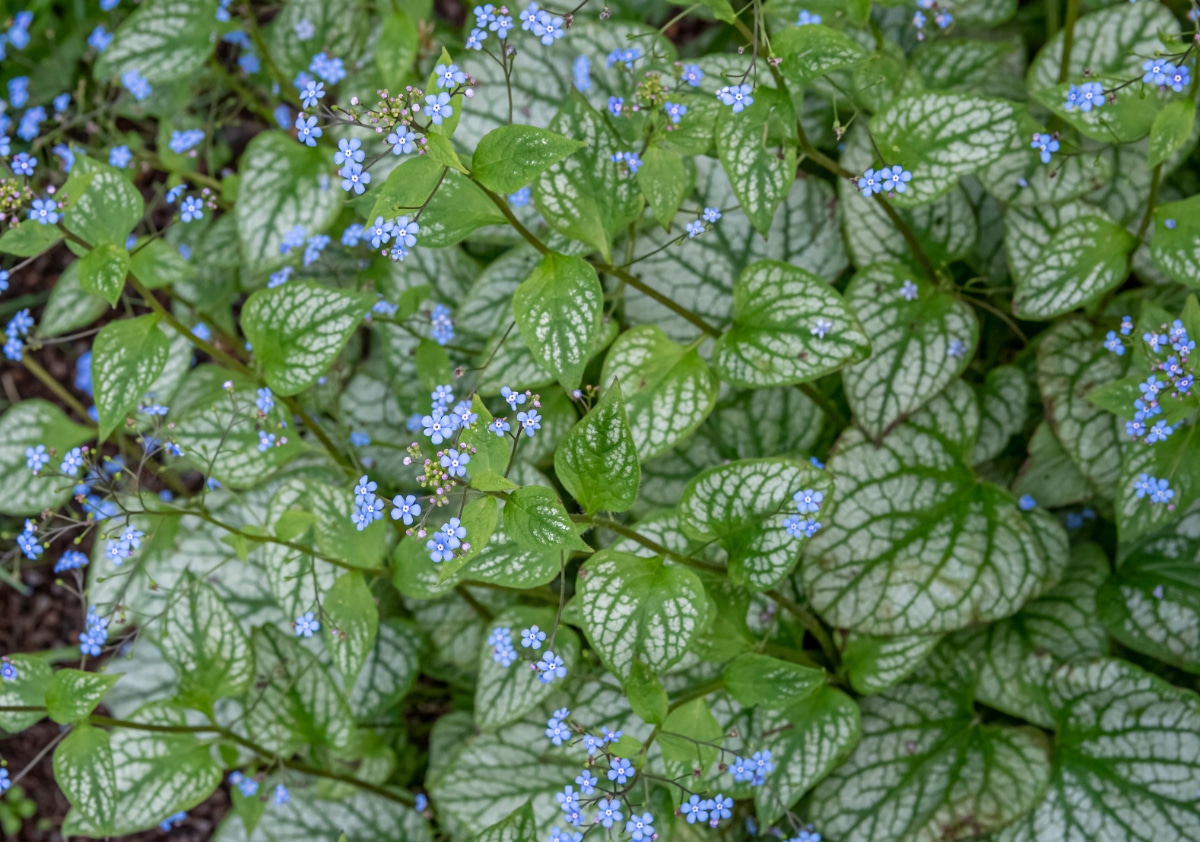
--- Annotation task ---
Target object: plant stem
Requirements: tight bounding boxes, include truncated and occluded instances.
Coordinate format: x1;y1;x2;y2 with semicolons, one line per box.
578;515;726;575
797;383;849;429
598;263;722;339
765;589;841;668
1058;0;1081;85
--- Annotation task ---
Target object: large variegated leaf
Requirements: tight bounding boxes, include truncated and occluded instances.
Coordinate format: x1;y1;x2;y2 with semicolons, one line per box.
1099;512;1200;674
41;262;108;335
94;0;219;83
600;325;718;461
996;658;1200;842
841;632;943;696
0;400;93;516
911;37;1025;98
716;86;798;236
511;252;603;391
806;672;1051;842
842;263;979;440
775;23;868;85
264;0;367;78
349;620;423;721
1027;1;1176;93
474;606;580;730
578;550;710;679
159;574;255;715
555;382;640;513
1036;319;1126;500
625;157;847;342
0;654;52;733
753;686;862;826
242;282;374;396
242;626;356;756
476;803;537;842
948;542;1110;729
322;571;379;690
972;365;1029;464
1116;425;1200;545
1151;195;1200;287
839;176;980;267
213;784;431;842
533;93;640;262
1006;204;1135;320
713;260;870;387
805;383;1068;635
236;132;342;273
868;93;1019;206
91;314;170;440
681;457;833;590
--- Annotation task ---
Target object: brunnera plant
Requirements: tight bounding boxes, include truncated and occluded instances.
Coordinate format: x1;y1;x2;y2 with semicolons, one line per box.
1;0;1200;839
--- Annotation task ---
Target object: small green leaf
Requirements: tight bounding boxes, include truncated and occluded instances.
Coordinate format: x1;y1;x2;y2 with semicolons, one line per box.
713;260;870;387
600;325;718;461
659;698;723;778
78;243;131;306
46;669;121;724
92;314;170;440
0;220;63;257
160;575;255;714
723;653;825;710
511;252;603;390
1148;98;1196;168
242;282;374;396
129;238;195;290
774;23;868;85
624;662;668;725
370;157;506;247
502;486;590;553
435;495;500;583
62;157;145;249
578;550;710;679
637;145;690;229
1151;195;1200;287
54;725;117;834
555;381;640;514
473;125;586;195
322;572;380;690
424;133;469;174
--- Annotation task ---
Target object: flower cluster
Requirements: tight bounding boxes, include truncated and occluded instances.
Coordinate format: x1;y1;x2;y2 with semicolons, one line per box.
913;0;954;38
16;518;41;560
4;307;33;361
857;165;913;198
80;606;110;657
103;523;146;566
783;489;824;538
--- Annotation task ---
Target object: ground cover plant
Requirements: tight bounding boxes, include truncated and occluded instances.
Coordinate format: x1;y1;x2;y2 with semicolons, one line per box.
1;0;1200;839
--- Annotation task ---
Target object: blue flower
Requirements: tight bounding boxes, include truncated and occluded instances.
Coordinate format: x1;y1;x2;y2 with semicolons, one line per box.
122;70;153;101
880;164;912;194
1031;132;1059;164
88;24;113;52
339;162;370;194
11;151;34;177
1142;59;1170;86
1065;81;1105;112
29;197;59;225
517;409;541;437
1126;418;1146;438
611;150;642;174
273;784;289;806
440;449;471;478
581;733;602;754
519;4;541;30
424;92;453;124
520;625;546;649
794;488;824;514
109;145;132;168
1018;495;1036;511
1150;477;1175;504
180;196;204;222
466;27;488;50
435;63;465;89
1146;419;1174;444
555;785;578;811
681;795;709;824
596;801;623;829
295;18;315;40
717;83;754;112
159;812;186;832
431;304;455;345
811;318;833;339
169;129;205;154
489;417;511;436
268;266;293;287
608;96;624;117
440;517;466;546
309;52;346;84
387;126;418;155
626;813;655;841
0;662;17;683
1139;375;1164;399
25;444;49;473
947;338;967;358
300;80;325;108
390;495;422;526
1167;64;1190;93
573;54;591;91
294;611;320;637
682;64;704;86
546;717;570;745
1103;330;1124;355
575;769;597;793
334;137;364;166
415;793;428;812
507;186;531;207
709;795;733;826
295;114;321;146
427;534;456;563
797;10;822;25
536;650;566;683
533;9;565;44
686;220;705;238
664;101;687;124
342;223;365;246
857;168;882;197
549;827;581;842
492;14;514;37
368;216;394;249
607;757;634;784
474;3;496;26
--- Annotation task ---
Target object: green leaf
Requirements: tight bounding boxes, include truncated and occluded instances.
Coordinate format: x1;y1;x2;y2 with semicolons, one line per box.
213;784;432;842
659;698;723;779
1012;423;1092;508
348;620;423;721
555;382;640;514
423;132;468;174
1148;98;1196;168
322;572;380;690
1099;518;1200;673
716;86;797;236
369;157;507;247
637;145;690;229
841;263;978;440
54;725;117;835
473;126;586;195
753;686;862;827
775;23;867;86
841;633;943;696
624;662;668;725
434;496;500;584
242;282;374;396
807;672;1051;842
476;802;537;842
62;155;144;250
92;314;170;440
1006;204;1135;320
474;606;580;730
236;132;342;272
1117;422;1200;545
77;243;131;306
578;550;710;679
0;400;94;516
723;653;825;709
376;12;419;87
502;485;590;553
159;575;255;714
461;396;518;491
265;0;367;78
94;0;220;83
1151;194;1200;287
868;93;1019;206
681;457;833;591
0;655;52;733
713;259;870;387
0;219;63;257
599;325;718;461
533;93;640;261
971;364;1029;465
805;383;1069;635
911;37;1023;97
693;0;736;22
511;252;603;391
46;669;121;724
996;658;1200;842
130;237;197;290
244;626;356;756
